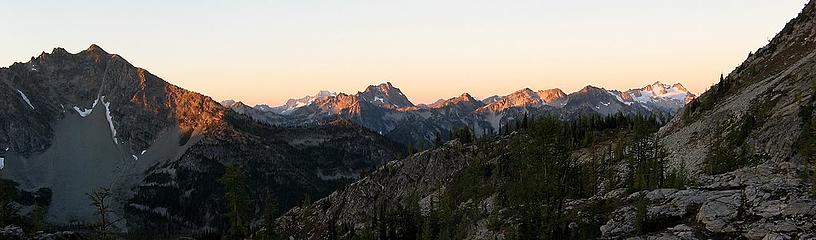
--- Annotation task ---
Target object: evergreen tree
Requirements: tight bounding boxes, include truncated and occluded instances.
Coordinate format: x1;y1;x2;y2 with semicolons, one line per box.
221;164;250;238
406;143;415;156
450;128;473;144
626;115;668;191
262;199;280;240
506;116;577;238
30;205;45;233
302;194;313;208
434;133;444;147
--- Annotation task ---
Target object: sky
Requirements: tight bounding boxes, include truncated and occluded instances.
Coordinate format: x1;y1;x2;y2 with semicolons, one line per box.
0;1;809;105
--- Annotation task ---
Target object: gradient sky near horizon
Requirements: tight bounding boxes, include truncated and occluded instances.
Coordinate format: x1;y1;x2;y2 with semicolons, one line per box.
0;1;809;105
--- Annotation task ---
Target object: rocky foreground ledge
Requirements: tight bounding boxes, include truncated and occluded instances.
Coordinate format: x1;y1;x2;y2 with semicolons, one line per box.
0;225;81;240
599;162;816;239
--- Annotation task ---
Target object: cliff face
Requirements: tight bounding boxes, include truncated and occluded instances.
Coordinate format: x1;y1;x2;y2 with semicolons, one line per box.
661;1;816;174
0;45;224;157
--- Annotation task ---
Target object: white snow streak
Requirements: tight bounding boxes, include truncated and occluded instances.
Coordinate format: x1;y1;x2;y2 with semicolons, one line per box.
16;90;34;109
101;96;119;144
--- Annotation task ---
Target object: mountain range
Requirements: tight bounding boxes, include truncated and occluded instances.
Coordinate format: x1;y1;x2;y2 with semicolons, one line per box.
273;1;816;238
223;81;696;147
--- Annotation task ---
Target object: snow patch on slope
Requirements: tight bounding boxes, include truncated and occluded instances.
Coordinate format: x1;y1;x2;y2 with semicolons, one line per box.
607;90;632;106
72;107;92;117
632;90;656;103
16;89;35;109
73;98;100;117
281;98;316;114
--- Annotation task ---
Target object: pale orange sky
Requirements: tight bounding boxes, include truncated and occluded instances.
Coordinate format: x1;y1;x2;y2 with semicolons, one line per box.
0;1;809;105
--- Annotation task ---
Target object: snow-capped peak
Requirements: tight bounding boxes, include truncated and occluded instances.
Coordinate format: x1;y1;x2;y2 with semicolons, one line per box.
594;82;696;113
265;90;338;115
630;81;695;103
316;90;337;98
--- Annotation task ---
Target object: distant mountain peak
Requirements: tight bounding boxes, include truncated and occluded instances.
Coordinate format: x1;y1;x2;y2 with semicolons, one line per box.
671;83;689;92
481;95;501;104
630;81;696;103
357;82;414;108
379;82;395;89
364;82;394;92
220;99;238;107
430;92;481;109
579;85;606;93
514;88;536;94
316;90;337;97
260;90;338;114
51;47;70;55
85;44;108;54
537;88;567;103
451;93;479;103
477;88;542;112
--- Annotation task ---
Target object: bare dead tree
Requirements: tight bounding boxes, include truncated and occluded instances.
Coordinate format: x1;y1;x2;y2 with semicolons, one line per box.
87;187;120;238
